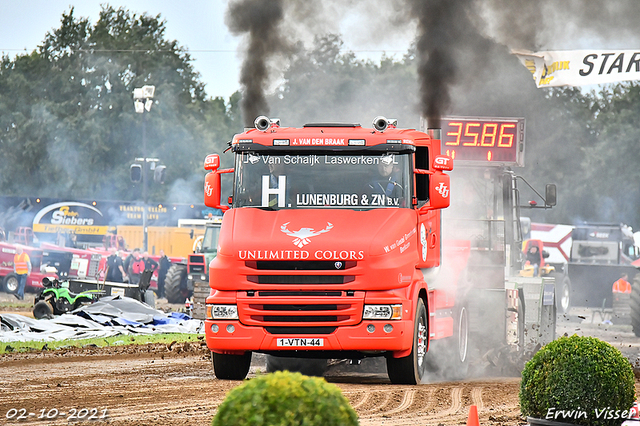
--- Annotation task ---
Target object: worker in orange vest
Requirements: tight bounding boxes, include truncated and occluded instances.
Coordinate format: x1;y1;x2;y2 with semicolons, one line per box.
612;273;632;294
13;246;31;300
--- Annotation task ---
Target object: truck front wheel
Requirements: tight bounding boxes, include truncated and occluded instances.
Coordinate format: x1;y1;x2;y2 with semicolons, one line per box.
211;351;252;380
554;273;571;314
386;298;428;385
164;264;188;304
3;274;19;294
33;300;54;319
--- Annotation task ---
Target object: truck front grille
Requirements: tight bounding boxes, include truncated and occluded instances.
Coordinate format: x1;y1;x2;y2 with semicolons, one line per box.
265;326;337;335
246;275;354;284
259;315;347;322
238;290;364;327
257;291;343;297
189;254;206;274
246;260;357;270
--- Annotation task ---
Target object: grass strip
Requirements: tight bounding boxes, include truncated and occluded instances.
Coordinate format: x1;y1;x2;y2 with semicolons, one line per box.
0;332;203;355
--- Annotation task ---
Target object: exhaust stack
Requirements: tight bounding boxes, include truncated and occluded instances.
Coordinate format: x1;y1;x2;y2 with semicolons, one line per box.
372;116;398;132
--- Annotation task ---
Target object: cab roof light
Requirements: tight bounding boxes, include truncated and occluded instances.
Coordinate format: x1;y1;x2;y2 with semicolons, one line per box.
348;139;366;146
273;139;290;146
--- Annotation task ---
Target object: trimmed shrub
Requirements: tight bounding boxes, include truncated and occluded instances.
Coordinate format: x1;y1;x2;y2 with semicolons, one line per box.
520;335;635;425
212;371;359;426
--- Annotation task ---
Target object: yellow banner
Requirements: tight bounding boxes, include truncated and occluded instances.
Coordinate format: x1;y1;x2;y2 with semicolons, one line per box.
32;224;108;235
513;49;640;88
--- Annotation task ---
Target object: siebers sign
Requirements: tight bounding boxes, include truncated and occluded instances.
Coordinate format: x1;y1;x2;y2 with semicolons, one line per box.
32;202;108;235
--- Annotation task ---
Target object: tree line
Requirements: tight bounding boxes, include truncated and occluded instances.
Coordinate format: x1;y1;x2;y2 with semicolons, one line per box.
0;6;638;229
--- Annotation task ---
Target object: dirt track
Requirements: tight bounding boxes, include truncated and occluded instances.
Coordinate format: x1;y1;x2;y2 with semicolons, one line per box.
0;342;524;426
2;304;640;425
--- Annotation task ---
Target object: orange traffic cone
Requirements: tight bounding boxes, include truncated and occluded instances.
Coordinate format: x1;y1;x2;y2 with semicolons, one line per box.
467;405;479;426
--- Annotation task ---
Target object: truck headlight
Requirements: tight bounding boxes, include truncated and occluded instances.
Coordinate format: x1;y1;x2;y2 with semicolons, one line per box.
363;304;402;320
188;274;208;281
206;304;238;320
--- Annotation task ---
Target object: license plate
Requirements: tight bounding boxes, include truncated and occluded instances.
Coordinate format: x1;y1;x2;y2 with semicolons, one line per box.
276;338;324;347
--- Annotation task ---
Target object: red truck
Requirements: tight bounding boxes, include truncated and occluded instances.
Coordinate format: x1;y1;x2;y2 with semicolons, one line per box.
203;116;454;384
202;116;556;384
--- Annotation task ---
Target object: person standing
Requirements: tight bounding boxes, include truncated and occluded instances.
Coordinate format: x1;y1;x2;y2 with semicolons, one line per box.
123;248;140;280
127;250;144;284
612;273;632;294
142;251;158;273
13;246;31;300
157;250;171;299
526;245;541;277
105;247;127;283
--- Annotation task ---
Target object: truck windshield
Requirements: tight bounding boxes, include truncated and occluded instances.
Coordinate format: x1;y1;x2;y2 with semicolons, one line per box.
234;152;412;210
201;226;220;254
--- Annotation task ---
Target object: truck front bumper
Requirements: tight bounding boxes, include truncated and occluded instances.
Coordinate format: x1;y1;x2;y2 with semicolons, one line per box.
205;319;412;354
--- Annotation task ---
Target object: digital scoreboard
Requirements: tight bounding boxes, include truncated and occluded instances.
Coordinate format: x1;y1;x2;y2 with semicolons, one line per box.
439;117;525;167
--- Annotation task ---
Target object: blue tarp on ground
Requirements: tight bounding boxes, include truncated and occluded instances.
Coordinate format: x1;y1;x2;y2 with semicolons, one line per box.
0;296;203;343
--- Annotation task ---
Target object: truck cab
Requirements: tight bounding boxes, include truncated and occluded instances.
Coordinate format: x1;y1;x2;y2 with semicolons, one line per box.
203;117;452;384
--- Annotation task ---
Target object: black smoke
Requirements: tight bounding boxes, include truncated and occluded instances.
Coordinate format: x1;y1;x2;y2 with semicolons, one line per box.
410;0;470;127
226;0;290;127
226;0;640;129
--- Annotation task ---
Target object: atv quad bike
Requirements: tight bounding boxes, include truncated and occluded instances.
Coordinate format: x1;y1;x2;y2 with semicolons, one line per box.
32;277;102;319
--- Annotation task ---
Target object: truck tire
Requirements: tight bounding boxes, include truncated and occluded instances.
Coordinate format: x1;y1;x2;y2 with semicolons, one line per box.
425;304;469;381
33;300;54;319
212;351;252;380
630;278;640;337
265;356;328;377
553;273;571;314
3;274;19;294
164;264;187;304
386;298;428;385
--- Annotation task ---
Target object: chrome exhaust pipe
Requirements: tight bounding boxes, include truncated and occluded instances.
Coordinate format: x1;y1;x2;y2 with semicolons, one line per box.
372;116;397;132
254;116;271;131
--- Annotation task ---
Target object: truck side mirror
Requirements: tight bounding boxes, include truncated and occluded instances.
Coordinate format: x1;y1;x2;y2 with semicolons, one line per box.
204;169;233;211
545;184;557;207
429;172;451;210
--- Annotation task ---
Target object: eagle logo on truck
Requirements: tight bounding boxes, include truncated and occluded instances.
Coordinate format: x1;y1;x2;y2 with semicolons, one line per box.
281;222;333;248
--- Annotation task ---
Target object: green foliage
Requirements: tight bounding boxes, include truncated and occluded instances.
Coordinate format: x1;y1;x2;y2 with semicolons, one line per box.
520;335;635;425
212;371;359;426
0;5;241;204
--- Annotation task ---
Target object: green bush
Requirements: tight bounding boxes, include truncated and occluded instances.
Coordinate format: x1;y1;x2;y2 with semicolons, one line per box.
520;335;635;425
212;371;359;426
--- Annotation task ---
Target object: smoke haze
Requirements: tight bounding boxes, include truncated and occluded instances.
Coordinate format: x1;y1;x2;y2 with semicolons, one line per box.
227;0;640;125
226;0;290;127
